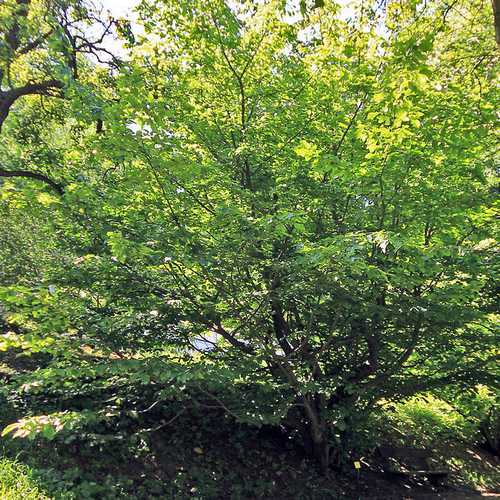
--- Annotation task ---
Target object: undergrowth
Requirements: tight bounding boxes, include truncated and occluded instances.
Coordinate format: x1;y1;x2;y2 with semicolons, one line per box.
1;353;498;499
0;457;51;500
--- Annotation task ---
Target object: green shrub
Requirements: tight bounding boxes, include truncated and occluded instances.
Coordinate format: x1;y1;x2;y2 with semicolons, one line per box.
0;457;51;500
442;385;499;454
371;386;498;450
372;394;470;447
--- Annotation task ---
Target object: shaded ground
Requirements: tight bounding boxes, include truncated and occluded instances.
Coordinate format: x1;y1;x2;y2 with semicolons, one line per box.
1;406;497;499
0;350;498;499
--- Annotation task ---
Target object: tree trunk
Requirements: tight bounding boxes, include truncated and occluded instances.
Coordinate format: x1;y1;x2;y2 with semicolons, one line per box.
493;0;500;46
303;405;331;475
311;430;330;476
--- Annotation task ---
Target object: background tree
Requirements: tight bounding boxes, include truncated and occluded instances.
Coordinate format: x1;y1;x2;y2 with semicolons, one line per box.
0;0;118;191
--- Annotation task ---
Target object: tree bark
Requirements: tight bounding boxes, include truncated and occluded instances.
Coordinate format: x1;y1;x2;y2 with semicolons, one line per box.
300;396;331;475
311;428;330;475
493;0;500;46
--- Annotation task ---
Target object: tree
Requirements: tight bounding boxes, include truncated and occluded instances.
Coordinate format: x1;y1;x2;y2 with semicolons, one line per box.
0;0;117;192
0;0;498;473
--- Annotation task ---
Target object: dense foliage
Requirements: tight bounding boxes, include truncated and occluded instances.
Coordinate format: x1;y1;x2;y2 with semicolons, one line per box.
0;0;498;478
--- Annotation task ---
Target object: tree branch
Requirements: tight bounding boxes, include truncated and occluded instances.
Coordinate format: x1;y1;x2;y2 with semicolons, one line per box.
0;168;64;194
0;80;64;131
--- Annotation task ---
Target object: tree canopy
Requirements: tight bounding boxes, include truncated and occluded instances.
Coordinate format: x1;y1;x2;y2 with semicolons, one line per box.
0;0;498;474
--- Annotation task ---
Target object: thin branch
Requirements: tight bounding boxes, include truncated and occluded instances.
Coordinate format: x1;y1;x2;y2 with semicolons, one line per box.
140;408;187;433
18;29;55;55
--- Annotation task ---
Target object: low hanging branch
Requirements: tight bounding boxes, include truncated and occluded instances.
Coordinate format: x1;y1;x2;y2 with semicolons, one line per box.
0;168;64;195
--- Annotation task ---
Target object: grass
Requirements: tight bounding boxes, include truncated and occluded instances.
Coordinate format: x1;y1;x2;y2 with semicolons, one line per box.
0;457;51;500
